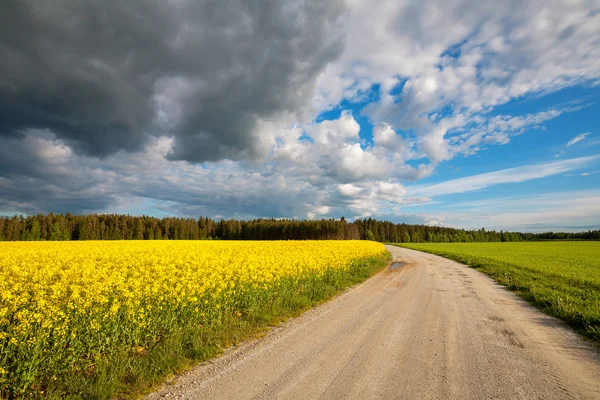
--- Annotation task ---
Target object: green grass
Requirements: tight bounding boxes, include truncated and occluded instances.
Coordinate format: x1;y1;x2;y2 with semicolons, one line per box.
391;242;600;341
36;253;390;400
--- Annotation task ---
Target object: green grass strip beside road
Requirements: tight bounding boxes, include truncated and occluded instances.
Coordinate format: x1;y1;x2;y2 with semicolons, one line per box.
390;242;600;341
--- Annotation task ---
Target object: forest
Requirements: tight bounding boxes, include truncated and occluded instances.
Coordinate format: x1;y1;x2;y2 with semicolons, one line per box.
0;213;598;243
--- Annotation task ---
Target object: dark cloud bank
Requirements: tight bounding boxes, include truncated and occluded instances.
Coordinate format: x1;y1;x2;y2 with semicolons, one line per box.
0;0;344;161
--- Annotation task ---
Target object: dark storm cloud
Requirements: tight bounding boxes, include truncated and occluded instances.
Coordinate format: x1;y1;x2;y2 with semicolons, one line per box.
0;133;117;214
0;0;345;161
0;183;115;216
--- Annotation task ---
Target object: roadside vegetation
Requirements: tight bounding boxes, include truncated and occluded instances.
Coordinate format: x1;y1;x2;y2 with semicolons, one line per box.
0;241;390;399
392;242;600;341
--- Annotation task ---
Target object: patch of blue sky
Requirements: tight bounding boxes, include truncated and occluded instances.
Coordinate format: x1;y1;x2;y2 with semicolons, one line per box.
115;198;175;218
199;163;222;170
316;84;381;124
429;104;455;123
388;77;409;99
403;86;600;222
492;84;599;116
0;211;26;217
315;84;381;147
356;114;374;148
297;133;314;143
403;173;597;217
439;39;468;60
436;29;480;71
422;86;599;185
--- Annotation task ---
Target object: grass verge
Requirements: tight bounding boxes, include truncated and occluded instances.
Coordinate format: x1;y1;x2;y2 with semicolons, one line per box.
35;253;390;400
390;243;600;342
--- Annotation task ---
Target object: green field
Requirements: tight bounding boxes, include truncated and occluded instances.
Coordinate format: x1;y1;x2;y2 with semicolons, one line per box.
392;242;600;341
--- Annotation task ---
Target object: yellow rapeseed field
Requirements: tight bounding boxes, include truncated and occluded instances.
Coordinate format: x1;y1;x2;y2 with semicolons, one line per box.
0;240;387;397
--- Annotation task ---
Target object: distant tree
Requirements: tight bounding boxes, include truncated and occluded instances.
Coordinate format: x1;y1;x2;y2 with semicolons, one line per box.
1;213;598;243
402;232;411;243
135;218;145;240
27;221;42;241
411;231;421;243
146;226;154;240
49;222;63;241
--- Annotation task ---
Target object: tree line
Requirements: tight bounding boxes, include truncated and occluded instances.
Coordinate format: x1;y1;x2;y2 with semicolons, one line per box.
0;214;598;242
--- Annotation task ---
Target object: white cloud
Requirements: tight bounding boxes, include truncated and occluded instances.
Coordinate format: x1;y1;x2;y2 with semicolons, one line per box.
437;190;600;232
271;112;431;185
338;184;363;197
581;171;599;177
307;206;331;220
409;156;599;197
308;111;360;146
319;0;600;165
567;132;591;147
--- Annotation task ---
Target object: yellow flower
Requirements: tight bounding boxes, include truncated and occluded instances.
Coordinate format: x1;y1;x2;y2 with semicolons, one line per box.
0;240;387;393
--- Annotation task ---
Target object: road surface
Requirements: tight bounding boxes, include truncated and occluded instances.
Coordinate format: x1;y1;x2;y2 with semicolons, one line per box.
147;245;600;399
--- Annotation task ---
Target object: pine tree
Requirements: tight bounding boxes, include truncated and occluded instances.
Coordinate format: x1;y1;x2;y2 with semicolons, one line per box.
49;223;63;241
27;221;42;241
135;218;145;240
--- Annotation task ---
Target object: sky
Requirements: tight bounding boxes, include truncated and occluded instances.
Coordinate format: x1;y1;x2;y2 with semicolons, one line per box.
1;0;599;232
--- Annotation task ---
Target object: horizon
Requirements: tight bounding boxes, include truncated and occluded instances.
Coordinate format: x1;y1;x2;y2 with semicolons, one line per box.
1;212;598;235
1;0;599;233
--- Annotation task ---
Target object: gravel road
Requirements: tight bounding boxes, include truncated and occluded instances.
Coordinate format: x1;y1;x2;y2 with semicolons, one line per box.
147;245;600;399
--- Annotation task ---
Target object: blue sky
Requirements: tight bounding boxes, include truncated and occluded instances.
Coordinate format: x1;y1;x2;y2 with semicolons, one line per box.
1;0;599;232
306;82;600;231
406;89;600;229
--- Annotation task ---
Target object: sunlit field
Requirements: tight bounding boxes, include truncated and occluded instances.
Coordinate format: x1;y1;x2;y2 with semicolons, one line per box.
393;242;600;341
0;240;389;398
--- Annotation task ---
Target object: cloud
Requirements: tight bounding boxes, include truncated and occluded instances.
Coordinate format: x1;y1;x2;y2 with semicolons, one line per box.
0;0;345;162
445;108;567;159
0;132;320;217
338;184;363;197
567;132;591;147
436;190;600;232
0;118;422;219
409;156;599;197
3;0;597;167
272;112;432;184
0;0;599;230
556;132;592;157
0;132;117;214
334;0;600;163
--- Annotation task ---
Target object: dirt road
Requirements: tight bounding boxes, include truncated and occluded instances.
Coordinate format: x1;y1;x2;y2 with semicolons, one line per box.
147;245;600;399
